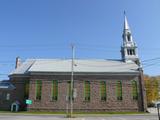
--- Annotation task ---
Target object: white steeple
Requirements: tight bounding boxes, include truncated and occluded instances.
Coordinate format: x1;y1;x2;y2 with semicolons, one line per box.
121;12;140;65
124;14;130;30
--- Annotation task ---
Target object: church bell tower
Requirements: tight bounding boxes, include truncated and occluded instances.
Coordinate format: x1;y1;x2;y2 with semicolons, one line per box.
121;13;140;65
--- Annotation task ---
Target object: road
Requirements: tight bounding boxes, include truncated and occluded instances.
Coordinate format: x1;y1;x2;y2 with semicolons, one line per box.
0;114;158;120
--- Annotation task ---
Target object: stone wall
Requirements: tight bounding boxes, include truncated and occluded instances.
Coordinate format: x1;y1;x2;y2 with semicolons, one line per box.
27;74;142;112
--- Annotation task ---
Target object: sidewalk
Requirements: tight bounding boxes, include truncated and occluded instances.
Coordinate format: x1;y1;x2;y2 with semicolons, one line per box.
0;111;153;117
147;107;158;114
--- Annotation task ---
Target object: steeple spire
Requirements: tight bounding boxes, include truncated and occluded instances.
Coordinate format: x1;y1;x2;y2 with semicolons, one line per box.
124;12;130;30
121;12;140;65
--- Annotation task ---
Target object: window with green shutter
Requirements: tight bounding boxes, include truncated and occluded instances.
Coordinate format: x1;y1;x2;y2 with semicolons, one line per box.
67;81;74;101
100;81;106;101
52;80;58;101
132;80;138;100
84;81;90;101
24;80;29;99
116;81;122;100
35;80;42;100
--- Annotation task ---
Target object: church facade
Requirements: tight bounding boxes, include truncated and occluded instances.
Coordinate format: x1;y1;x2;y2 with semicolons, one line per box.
6;15;147;112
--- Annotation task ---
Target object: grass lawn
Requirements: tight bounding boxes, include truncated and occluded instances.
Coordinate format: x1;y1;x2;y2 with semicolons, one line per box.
0;111;147;115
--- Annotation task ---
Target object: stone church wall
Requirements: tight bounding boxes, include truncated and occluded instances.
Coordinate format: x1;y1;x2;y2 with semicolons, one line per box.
27;74;142;112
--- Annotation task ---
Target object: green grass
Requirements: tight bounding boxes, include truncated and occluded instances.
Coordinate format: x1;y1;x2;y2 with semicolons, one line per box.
0;111;147;115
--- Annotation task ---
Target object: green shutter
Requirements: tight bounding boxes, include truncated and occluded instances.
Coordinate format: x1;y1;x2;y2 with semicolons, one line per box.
68;81;71;100
100;81;106;101
67;81;73;101
132;80;138;100
84;81;90;101
116;81;122;100
52;80;58;101
36;80;42;100
24;80;29;99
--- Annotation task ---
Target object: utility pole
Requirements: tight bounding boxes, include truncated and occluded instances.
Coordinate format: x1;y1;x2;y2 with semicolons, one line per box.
70;44;75;117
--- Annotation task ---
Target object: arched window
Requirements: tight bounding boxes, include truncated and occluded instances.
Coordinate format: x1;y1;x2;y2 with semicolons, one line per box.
84;81;90;101
24;80;29;99
52;80;58;101
35;80;42;100
127;49;135;55
127;33;131;41
67;81;73;101
132;80;138;100
132;49;135;55
116;81;122;100
100;81;106;101
127;49;130;55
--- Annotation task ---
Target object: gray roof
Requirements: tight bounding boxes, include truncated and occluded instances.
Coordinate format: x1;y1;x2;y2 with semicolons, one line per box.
9;59;139;76
0;80;15;90
10;59;35;75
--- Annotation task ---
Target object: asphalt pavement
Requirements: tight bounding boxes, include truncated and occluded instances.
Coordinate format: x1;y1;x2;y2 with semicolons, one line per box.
0;114;158;120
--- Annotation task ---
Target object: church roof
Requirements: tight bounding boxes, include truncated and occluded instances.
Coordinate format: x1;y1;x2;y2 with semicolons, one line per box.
9;59;140;76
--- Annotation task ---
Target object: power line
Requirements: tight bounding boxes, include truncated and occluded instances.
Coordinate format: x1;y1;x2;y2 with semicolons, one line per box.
142;57;160;63
0;43;159;51
143;63;160;68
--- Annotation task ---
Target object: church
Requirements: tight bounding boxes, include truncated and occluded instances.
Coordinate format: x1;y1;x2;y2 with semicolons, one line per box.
1;15;147;112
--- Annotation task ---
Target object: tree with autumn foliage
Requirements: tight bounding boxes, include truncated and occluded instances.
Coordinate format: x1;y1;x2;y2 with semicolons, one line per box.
144;75;160;107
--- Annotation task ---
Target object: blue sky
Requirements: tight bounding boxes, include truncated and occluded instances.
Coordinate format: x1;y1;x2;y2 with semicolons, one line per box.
0;0;160;79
